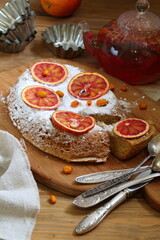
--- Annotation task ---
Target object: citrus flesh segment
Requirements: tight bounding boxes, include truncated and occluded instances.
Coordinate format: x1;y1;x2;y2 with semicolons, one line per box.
114;118;149;139
51;110;95;134
22;85;60;110
68;72;109;100
31;62;68;85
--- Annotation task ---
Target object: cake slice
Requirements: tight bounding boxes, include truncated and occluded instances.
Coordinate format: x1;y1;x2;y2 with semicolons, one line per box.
107;121;156;160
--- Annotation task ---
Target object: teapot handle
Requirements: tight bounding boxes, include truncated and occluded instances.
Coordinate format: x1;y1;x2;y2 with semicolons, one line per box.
79;21;97;57
79;21;91;32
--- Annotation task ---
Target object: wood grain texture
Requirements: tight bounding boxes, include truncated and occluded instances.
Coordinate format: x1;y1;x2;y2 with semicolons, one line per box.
0;0;160;239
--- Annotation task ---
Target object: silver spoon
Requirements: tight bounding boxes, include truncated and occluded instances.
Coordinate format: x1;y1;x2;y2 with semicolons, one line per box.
73;153;160;208
76;134;160;185
82;134;160;197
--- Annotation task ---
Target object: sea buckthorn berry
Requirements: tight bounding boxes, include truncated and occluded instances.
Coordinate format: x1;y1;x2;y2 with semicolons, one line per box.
56;90;64;97
50;195;56;204
36;90;47;98
139;102;148;110
96;99;108;107
63;165;73;174
109;83;115;91
120;85;127;92
87;99;92;106
71;100;79;107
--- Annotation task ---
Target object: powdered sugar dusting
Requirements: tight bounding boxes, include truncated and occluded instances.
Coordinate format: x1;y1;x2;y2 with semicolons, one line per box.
0;94;6;104
9;65;119;115
118;99;132;113
7;64;121;138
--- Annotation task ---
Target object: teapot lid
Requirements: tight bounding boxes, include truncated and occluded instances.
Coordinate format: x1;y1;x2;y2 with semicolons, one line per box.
117;0;160;32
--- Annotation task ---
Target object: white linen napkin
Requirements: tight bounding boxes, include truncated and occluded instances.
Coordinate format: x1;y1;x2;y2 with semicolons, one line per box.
0;130;40;240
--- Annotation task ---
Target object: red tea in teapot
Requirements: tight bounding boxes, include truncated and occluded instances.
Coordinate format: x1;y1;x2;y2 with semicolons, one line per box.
95;20;160;85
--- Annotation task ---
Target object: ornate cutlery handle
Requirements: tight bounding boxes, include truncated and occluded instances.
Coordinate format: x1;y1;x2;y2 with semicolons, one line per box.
82;155;151;197
75;190;128;234
73;172;158;208
82;172;131;197
82;166;150;197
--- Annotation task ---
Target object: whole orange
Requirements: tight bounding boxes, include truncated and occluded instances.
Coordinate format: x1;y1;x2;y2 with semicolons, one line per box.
40;0;81;17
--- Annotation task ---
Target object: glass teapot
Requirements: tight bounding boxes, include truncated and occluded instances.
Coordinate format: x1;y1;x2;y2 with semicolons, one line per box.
79;0;160;85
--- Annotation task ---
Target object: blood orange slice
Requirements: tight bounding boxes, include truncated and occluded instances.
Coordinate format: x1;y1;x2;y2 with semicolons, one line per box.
114;118;149;139
51;110;95;134
22;85;60;110
31;62;68;85
68;72;109;100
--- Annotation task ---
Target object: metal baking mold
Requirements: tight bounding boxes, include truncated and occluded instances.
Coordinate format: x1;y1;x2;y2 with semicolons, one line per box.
0;0;31;34
41;24;85;58
0;32;36;52
0;11;36;42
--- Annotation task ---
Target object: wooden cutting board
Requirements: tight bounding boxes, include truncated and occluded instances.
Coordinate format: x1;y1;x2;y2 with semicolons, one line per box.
0;59;160;212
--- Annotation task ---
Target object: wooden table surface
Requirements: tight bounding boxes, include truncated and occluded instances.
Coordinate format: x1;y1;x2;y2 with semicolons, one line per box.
0;0;160;239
